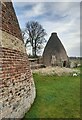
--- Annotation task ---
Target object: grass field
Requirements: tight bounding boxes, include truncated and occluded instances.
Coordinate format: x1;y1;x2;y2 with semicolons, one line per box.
23;73;80;119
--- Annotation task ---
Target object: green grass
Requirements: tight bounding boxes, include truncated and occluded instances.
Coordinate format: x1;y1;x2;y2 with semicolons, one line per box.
23;73;80;119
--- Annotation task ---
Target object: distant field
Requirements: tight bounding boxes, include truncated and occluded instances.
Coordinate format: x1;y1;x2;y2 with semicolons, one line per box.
23;73;80;119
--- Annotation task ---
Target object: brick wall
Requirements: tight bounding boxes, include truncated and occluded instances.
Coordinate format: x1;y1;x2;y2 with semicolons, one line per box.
0;47;35;118
0;1;36;119
1;2;22;40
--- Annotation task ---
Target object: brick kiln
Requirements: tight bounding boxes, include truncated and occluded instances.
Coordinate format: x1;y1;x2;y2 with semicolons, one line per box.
0;1;35;119
43;32;68;67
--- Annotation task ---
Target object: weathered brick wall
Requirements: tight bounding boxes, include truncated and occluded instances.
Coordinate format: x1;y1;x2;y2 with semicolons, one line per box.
0;2;2;29
1;1;22;40
0;1;35;119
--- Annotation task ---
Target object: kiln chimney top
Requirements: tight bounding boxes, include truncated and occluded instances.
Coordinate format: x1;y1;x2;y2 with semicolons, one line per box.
51;32;57;36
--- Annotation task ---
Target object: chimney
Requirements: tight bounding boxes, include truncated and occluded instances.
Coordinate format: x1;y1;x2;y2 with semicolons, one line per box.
51;32;57;36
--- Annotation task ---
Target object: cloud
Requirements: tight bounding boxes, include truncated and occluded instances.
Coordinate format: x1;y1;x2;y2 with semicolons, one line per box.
13;0;81;2
13;2;80;57
68;42;80;57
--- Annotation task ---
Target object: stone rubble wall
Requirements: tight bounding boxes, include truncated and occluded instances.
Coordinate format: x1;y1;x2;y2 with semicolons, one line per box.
0;1;36;119
0;30;26;53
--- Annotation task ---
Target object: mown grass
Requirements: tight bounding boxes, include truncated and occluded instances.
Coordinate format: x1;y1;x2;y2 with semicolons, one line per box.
23;73;80;119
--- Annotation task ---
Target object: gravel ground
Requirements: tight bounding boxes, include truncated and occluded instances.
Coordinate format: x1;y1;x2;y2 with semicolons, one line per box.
32;66;80;76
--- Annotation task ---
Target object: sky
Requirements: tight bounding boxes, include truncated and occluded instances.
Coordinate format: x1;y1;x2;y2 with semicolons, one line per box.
13;1;81;57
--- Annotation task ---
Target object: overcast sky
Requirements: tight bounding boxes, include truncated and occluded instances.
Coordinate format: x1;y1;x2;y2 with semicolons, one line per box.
13;1;80;57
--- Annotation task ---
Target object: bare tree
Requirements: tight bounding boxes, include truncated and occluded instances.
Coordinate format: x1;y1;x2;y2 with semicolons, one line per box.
23;21;47;57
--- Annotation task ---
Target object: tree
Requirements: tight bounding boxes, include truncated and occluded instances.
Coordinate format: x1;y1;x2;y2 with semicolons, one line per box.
23;21;47;57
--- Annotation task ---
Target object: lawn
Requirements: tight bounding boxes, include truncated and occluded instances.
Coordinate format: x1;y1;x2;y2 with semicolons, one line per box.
23;73;80;119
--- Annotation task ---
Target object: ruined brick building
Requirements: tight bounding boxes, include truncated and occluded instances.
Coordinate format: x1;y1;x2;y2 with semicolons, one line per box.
0;1;35;119
43;32;68;67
